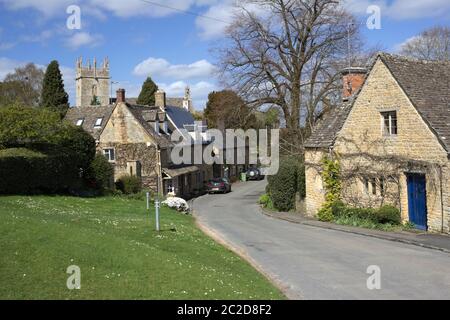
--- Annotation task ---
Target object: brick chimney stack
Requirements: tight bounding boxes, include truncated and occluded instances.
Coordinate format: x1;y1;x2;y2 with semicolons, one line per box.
116;88;126;103
342;67;366;101
155;90;166;109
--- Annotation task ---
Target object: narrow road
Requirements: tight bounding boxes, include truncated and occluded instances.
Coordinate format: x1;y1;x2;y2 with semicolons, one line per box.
193;180;450;300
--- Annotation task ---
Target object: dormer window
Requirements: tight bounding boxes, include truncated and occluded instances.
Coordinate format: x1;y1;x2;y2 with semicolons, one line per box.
76;118;84;126
94;117;103;128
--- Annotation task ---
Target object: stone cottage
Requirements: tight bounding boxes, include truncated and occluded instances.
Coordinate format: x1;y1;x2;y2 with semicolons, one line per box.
305;53;450;233
66;58;213;198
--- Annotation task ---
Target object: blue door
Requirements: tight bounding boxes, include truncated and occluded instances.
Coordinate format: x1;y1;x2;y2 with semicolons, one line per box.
407;174;427;230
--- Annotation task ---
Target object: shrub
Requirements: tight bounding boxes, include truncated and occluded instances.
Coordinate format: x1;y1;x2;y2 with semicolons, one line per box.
297;162;306;199
115;175;142;195
259;193;274;209
0;148;81;194
267;157;299;211
86;154;114;190
375;205;401;225
317;206;334;222
330;200;346;217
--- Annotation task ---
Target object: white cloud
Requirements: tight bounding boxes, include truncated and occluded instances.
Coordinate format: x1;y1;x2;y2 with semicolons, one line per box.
133;57;217;80
161;80;218;109
0;57;24;79
0;0;77;16
64;32;104;49
195;2;234;40
342;0;450;20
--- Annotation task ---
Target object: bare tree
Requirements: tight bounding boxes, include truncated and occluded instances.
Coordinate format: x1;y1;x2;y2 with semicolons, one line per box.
217;0;360;152
400;26;450;61
1;63;44;107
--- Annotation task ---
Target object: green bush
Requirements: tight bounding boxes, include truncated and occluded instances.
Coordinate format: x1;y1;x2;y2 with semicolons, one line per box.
0;105;96;195
317;206;334;222
327;200;401;226
267;157;299;211
297;163;306;199
375;205;401;225
259;193;273;209
115;175;142;195
86;154;114;190
0;148;81;194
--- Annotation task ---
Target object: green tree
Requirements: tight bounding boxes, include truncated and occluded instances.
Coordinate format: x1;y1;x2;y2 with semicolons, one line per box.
204;90;254;129
137;76;158;106
41;60;69;117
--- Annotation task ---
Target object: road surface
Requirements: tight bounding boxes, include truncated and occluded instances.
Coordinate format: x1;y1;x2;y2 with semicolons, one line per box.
193;180;450;300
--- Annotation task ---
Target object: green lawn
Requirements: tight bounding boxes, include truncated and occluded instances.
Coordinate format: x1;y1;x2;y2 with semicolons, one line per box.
0;195;284;300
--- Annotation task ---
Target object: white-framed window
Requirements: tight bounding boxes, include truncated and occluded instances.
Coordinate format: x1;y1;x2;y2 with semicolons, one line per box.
94;117;104;128
76;118;84;126
154;120;160;135
103;148;115;162
381;111;397;136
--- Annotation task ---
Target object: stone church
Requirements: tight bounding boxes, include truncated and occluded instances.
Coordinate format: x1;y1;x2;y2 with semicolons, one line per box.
66;57;213;198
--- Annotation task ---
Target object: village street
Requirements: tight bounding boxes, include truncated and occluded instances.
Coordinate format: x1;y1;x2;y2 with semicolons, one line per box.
193;180;450;300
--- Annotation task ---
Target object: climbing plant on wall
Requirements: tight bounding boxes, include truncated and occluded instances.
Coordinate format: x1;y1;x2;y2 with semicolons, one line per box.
317;156;342;221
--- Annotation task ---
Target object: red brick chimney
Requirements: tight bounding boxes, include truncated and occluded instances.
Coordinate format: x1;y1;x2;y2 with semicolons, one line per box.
342;67;366;101
116;88;126;103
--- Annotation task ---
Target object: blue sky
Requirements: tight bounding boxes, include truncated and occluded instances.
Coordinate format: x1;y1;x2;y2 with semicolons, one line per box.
0;0;449;109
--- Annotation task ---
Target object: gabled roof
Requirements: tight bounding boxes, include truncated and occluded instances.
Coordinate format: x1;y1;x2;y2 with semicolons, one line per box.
65;105;114;140
165;106;195;131
305;53;450;153
304;102;353;149
166;98;184;108
379;53;450;153
126;104;172;148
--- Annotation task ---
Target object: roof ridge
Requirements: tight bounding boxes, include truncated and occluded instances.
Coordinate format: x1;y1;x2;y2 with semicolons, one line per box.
378;52;450;65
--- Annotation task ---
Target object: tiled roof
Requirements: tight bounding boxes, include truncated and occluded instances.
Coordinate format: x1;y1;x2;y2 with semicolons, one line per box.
126;104;172;148
165;106;195;130
304;102;353;149
65;105;114;140
305;53;450;152
166;98;184;108
379;53;450;153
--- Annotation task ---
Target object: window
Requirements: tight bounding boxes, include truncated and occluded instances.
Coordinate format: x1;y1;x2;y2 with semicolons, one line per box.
103;148;115;162
76;118;84;126
94;117;103;128
363;178;369;193
379;177;385;196
381;111;397;136
371;178;377;195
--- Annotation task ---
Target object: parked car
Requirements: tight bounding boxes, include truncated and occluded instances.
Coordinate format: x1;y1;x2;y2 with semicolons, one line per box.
206;178;232;194
246;167;265;181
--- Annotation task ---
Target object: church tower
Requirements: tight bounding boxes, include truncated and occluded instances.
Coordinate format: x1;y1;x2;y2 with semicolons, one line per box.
182;86;194;113
75;57;110;107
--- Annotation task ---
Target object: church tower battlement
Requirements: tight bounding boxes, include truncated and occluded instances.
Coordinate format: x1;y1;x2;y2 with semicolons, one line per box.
76;57;110;107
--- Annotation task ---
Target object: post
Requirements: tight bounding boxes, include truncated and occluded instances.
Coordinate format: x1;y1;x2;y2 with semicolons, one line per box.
146;192;150;210
155;178;160;232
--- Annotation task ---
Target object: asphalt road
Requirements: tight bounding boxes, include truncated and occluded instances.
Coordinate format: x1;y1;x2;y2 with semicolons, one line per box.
193;180;450;300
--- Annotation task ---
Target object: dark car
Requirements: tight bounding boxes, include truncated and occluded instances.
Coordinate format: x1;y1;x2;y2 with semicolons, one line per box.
246;167;265;181
206;178;232;194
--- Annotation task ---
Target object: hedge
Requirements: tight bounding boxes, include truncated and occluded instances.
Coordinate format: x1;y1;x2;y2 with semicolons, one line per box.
0;148;82;194
267;157;304;212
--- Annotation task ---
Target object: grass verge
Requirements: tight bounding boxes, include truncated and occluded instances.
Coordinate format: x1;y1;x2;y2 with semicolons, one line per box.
0;195;285;300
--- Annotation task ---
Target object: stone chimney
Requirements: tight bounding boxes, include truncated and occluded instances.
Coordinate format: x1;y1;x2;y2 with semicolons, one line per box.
155;90;166;109
342;67;366;101
116;88;126;103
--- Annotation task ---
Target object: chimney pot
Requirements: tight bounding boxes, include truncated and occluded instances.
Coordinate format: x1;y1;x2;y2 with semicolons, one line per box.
116;88;126;103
